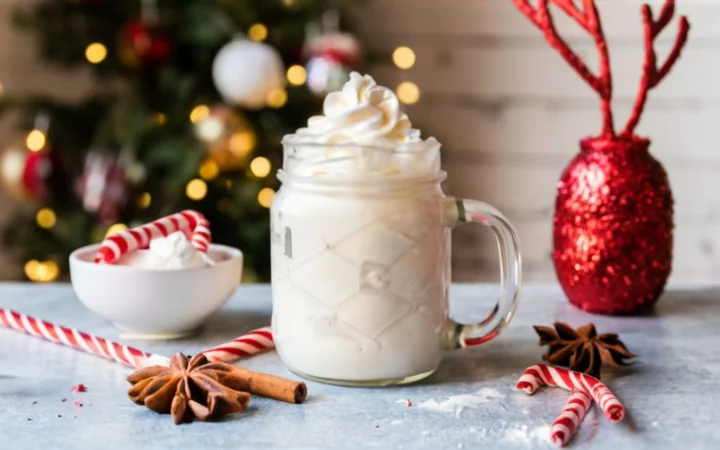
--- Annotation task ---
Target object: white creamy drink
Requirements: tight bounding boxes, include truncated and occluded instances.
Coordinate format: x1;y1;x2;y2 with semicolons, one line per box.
271;73;450;383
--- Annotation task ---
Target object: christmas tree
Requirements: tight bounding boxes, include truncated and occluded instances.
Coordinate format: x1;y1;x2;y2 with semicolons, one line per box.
0;0;361;283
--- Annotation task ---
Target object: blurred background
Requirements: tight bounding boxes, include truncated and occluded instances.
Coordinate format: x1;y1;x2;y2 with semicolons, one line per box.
0;0;715;284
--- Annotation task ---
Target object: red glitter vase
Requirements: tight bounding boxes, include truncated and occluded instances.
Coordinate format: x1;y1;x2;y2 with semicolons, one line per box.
508;0;689;314
553;137;673;314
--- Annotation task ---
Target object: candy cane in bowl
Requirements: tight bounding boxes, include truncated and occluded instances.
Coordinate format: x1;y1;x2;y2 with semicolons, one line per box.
69;211;243;339
94;210;211;265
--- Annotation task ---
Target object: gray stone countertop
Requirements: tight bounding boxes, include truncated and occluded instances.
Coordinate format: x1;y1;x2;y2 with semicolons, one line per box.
0;282;717;449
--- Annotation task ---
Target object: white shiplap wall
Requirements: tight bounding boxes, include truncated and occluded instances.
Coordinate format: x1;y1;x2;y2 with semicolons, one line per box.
357;0;720;283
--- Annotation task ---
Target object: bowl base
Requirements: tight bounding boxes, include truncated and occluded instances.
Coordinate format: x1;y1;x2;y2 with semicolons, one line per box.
114;323;203;340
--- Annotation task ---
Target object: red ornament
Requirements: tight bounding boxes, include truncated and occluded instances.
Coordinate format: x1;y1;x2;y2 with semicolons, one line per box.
76;153;130;224
303;30;360;95
512;0;690;314
23;149;65;202
117;19;172;68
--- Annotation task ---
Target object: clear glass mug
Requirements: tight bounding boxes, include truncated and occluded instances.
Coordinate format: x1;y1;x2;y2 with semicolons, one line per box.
270;141;521;386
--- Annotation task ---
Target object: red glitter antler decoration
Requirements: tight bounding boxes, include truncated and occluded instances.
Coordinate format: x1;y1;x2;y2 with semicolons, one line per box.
621;1;690;138
512;0;690;140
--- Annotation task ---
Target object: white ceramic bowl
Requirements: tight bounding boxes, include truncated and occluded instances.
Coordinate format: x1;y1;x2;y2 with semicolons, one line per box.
69;243;243;339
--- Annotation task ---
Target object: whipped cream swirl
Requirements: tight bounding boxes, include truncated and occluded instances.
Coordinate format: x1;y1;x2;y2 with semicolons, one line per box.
283;72;440;177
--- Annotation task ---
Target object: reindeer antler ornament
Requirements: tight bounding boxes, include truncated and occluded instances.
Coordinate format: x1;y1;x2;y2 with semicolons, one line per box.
511;0;690;314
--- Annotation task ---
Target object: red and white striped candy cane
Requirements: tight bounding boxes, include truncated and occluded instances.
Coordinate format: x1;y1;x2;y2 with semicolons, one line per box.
516;364;625;422
200;326;274;362
550;390;592;447
1;308;274;369
94;210;211;264
0;308;161;369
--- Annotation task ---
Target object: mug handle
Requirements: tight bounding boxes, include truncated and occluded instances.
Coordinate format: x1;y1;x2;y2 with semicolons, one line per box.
443;198;522;349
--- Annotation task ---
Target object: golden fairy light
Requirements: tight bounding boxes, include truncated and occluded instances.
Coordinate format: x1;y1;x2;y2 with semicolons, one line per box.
0;81;4;95
248;23;268;42
282;0;296;6
266;88;288;108
396;81;420;105
24;260;40;279
37;261;59;283
392;46;416;70
229;130;256;156
286;65;307;86
26;130;46;152
189;104;210;124
153;112;167;125
199;159;220;181
106;223;128;237
257;188;275;208
25;260;59;283
85;42;108;64
186;179;208;200
250;156;271;178
36;208;56;229
138;192;152;209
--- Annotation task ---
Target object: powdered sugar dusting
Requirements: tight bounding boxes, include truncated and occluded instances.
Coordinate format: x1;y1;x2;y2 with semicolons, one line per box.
418;388;504;418
501;424;551;444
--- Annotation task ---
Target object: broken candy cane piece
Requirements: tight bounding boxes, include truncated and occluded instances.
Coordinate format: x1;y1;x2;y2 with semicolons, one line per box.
516;364;624;423
550;390;592;447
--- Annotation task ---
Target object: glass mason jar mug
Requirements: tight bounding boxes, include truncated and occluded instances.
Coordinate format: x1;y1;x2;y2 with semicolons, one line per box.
270;141;521;386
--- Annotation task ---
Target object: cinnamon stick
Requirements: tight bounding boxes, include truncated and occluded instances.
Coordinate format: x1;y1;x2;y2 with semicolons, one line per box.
208;364;307;404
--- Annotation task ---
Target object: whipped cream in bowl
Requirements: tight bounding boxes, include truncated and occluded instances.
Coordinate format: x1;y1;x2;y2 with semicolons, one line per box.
116;232;214;270
282;72;441;179
69;234;243;339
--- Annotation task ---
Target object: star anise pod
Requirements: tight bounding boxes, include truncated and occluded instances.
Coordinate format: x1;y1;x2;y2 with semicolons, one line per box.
533;322;636;378
127;353;251;424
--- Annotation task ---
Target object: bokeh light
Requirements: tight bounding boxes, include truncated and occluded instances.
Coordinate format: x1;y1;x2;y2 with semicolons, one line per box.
230;131;256;157
186;178;208;200
189;104;210;124
257;188;275;208
26;130;46;152
248;23;268;42
396;81;420;105
199;159;220;180
287;65;307;86
106;223;128;237
266;88;288;108
138;192;152;209
25;260;60;283
250;156;271;178
153;113;167;125
85;42;108;64
392;46;416;70
36;208;56;229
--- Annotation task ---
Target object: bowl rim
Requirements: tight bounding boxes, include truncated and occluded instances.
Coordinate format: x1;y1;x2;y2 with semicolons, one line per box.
69;243;243;273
